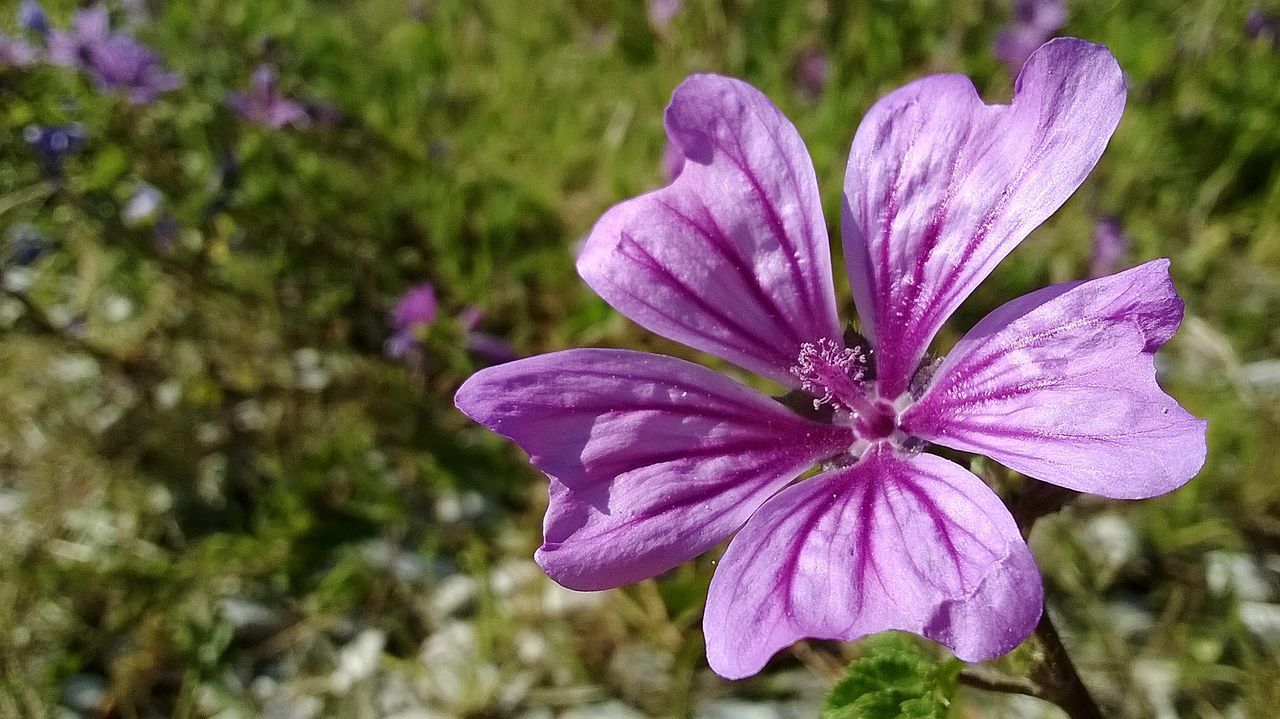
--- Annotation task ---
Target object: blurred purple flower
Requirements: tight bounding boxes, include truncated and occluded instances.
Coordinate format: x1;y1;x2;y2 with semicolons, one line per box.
1091;215;1129;278
23;123;86;177
0;32;37;67
227;64;310;129
793;47;830;102
1247;7;1280;44
18;1;49;36
457;41;1206;679
648;0;683;29
48;5;180;104
459;307;517;364
386;283;438;359
153;213;180;253
993;0;1068;73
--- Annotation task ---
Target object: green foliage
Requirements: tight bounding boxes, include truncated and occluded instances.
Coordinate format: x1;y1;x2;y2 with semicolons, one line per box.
822;634;962;719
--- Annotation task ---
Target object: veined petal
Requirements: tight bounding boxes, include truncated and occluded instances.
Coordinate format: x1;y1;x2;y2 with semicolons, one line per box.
900;260;1207;499
454;349;854;591
842;38;1126;397
579;74;842;386
704;447;1041;679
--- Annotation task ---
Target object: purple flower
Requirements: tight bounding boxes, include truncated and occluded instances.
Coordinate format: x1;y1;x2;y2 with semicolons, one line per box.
227;65;310;129
459;307;517;364
0;31;37;67
993;0;1068;73
153;212;180;253
385;282;438;359
792;47;830;102
24;123;86;177
18;1;49;36
1091;215;1129;278
48;5;180;104
1247;7;1280;44
456;40;1206;678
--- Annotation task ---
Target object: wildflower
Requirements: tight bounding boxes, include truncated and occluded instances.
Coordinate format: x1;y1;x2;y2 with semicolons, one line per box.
386;282;438;359
1247;7;1280;44
994;0;1068;73
455;39;1206;678
18;1;49;37
48;4;180;104
1091;215;1129;278
152;212;180;253
792;47;830;102
227;64;310;129
24;123;86;177
0;32;37;67
459;307;517;364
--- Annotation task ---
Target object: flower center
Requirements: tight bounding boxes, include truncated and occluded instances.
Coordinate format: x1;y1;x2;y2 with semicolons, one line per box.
790;339;873;415
854;400;898;441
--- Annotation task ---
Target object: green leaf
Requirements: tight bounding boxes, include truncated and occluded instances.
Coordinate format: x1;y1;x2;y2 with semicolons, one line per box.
821;633;963;719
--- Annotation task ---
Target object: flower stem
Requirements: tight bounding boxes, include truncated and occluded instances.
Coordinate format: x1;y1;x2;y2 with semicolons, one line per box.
995;478;1105;718
1029;605;1104;719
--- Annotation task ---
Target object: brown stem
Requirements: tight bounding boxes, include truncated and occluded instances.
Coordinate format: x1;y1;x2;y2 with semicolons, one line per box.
957;668;1042;699
1029;609;1104;719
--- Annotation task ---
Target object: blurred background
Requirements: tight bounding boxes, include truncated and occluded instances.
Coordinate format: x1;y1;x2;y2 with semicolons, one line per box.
1;1;1278;717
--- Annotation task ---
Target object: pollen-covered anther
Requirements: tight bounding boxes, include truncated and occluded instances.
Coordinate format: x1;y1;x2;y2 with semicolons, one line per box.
790;339;872;413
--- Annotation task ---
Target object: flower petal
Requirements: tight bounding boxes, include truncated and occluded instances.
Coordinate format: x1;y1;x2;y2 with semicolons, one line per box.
579;74;842;386
841;38;1126;398
454;349;854;590
704;446;1041;679
900;260;1207;499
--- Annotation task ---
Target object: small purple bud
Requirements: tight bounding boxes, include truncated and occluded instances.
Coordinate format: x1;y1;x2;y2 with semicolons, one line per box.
227;64;310;129
153;213;181;253
1247;7;1280;44
24;123;87;177
390;282;438;331
993;0;1068;74
792;47;830;103
1091;215;1129;278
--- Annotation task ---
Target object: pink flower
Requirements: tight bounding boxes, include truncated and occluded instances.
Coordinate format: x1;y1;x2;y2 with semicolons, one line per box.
47;4;181;104
994;0;1068;74
456;40;1206;678
1091;215;1129;277
385;283;437;359
227;65;310;129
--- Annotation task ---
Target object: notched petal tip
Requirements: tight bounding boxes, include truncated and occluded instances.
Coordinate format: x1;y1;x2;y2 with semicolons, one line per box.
842;36;1129;399
663;72;741;165
1016;37;1126;100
